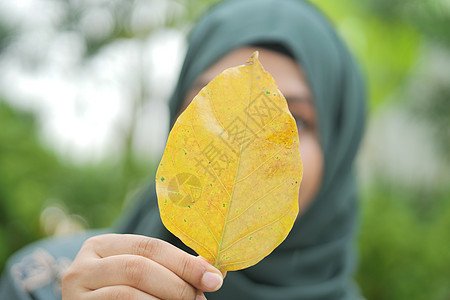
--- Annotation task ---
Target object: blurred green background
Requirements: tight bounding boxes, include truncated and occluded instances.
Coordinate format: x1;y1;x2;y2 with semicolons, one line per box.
0;0;449;299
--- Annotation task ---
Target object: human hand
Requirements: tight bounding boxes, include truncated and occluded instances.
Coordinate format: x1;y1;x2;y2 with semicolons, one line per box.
62;234;224;299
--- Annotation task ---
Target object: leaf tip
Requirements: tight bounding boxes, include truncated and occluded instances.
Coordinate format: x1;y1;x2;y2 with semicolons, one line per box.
247;51;260;64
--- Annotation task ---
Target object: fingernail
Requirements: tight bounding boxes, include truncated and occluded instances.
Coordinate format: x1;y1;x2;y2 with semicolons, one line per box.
201;271;223;290
196;295;207;300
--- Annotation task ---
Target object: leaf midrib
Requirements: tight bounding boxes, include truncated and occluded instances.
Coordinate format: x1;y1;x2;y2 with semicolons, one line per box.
214;62;254;268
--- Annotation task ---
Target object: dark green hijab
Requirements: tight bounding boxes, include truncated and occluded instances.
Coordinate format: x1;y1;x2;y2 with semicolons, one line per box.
118;0;366;299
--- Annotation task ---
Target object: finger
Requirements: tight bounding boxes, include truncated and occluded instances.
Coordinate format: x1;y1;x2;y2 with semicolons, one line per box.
85;285;159;300
81;255;197;300
82;234;223;292
196;290;207;300
198;256;227;279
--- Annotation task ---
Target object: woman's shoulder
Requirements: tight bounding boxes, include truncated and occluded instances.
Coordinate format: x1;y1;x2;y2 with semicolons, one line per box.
0;229;107;300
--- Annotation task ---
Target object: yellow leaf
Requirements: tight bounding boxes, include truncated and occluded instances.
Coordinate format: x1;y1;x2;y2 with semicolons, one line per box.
156;51;303;272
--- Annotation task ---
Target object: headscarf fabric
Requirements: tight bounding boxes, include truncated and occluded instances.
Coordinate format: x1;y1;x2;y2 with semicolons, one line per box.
118;0;366;299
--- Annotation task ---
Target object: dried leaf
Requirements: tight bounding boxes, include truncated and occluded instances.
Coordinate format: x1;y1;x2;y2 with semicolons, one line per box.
156;52;302;272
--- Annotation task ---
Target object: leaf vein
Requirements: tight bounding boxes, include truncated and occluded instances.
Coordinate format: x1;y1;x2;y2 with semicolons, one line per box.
164;209;217;260
235;148;283;183
168;150;222;245
226;180;286;224
193;205;220;246
249;105;286;137
219;208;292;254
189;124;232;198
217;215;290;269
209;93;228;133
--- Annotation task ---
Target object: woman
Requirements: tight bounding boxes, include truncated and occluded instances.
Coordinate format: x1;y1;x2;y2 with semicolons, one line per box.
0;0;366;299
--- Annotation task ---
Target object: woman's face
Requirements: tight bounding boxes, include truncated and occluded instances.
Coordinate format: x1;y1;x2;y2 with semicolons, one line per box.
182;47;323;212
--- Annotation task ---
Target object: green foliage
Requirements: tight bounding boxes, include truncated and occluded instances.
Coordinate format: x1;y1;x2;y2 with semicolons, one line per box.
361;0;450;47
0;101;57;253
412;79;450;162
0;101;151;272
357;181;450;300
311;0;421;110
